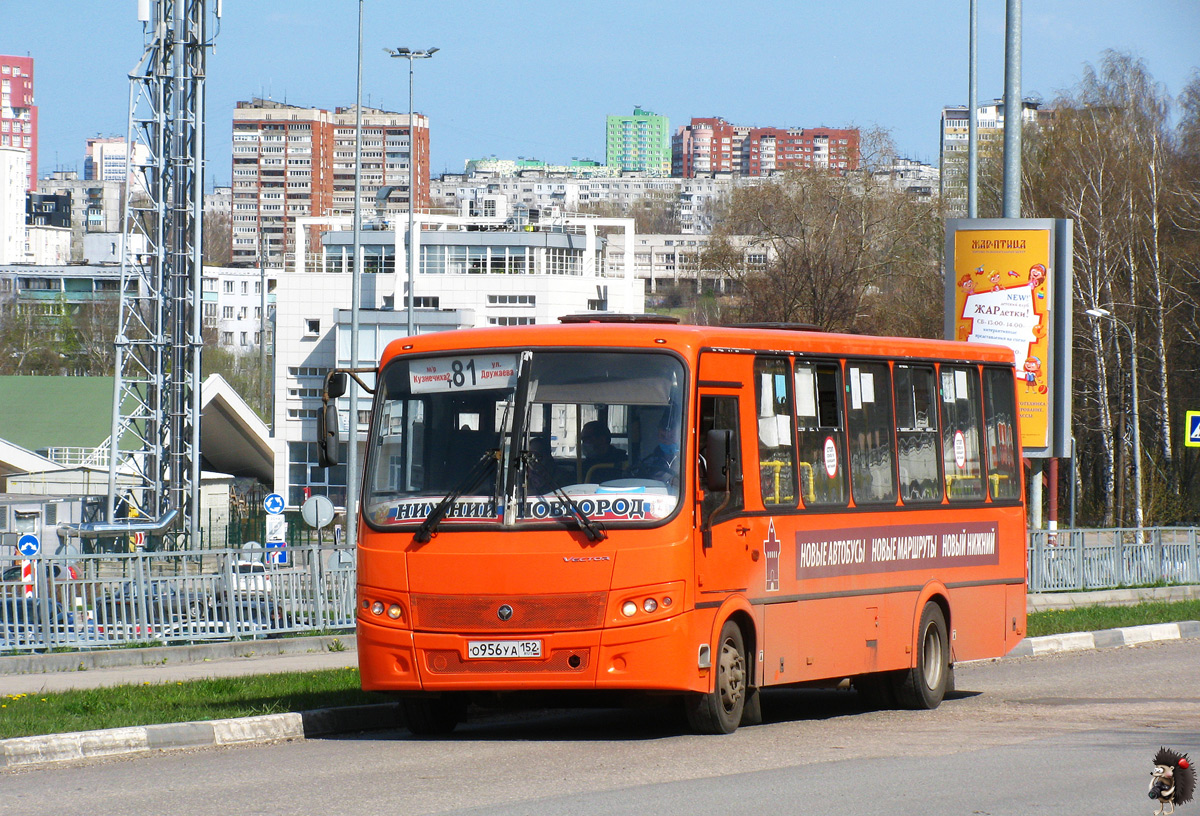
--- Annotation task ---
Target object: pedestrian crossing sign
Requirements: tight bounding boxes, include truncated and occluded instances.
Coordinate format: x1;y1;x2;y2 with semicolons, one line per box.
1188;411;1200;448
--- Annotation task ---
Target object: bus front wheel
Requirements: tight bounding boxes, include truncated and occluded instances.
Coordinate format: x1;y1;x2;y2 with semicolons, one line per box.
685;620;747;735
892;602;949;710
401;693;467;736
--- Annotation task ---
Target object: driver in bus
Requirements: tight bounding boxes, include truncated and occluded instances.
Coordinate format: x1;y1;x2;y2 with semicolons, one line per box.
580;421;627;482
634;416;681;486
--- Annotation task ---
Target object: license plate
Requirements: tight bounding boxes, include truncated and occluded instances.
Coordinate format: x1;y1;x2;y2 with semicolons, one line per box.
467;639;543;659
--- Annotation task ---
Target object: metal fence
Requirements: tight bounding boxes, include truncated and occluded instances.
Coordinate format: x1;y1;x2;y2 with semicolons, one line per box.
1028;527;1200;593
1;543;356;654
5;528;1200;653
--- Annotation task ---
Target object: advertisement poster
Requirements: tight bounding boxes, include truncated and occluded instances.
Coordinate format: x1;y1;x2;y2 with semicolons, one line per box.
950;228;1052;450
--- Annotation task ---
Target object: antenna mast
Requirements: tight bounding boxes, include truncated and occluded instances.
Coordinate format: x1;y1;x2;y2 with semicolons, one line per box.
107;0;216;547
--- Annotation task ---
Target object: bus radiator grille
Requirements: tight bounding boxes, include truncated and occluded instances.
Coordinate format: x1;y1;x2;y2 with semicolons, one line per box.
425;649;590;674
410;592;607;632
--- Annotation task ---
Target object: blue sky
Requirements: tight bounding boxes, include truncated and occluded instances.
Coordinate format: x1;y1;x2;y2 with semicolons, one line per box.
7;1;1198;189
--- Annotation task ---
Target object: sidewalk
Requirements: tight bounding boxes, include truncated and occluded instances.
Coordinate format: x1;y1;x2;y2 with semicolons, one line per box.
3;589;1200;771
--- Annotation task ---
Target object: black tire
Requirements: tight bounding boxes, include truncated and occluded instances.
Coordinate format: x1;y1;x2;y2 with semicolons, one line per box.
402;694;467;736
892;602;949;710
685;620;748;734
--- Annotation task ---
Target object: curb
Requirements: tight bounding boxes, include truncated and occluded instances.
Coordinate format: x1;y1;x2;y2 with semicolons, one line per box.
0;702;401;770
1008;619;1200;657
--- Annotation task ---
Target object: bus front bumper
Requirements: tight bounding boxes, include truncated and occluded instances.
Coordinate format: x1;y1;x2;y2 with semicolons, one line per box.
357;611;706;694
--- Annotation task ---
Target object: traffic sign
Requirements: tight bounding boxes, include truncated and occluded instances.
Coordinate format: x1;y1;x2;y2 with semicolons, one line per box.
263;492;286;515
301;494;336;529
1187;411;1200;448
17;534;39;558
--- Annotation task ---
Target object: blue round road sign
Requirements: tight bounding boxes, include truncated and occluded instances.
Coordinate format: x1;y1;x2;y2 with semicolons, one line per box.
17;534;40;557
263;493;286;515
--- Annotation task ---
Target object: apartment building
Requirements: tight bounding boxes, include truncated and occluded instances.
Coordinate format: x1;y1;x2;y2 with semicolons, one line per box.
84;136;151;194
33;171;124;263
200;266;276;351
0;55;37;191
673;117;860;178
431;174;737;235
605;107;671;176
231;99;429;269
939;99;1045;217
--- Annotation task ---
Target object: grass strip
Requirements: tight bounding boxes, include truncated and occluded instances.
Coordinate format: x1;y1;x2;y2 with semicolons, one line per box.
1025;599;1200;638
2;600;1199;741
0;667;380;741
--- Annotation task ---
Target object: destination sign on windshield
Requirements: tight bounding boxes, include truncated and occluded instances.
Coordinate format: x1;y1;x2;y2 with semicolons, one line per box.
408;354;519;394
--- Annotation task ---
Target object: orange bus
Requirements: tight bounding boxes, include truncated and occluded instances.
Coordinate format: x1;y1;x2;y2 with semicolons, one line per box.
323;316;1026;734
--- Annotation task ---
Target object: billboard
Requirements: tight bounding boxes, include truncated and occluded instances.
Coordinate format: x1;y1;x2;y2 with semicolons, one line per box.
945;219;1072;458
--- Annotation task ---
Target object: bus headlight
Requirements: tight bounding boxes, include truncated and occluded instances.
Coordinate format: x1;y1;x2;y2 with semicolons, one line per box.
643;598;658;613
371;601;384;616
387;604;403;620
622;601;638;617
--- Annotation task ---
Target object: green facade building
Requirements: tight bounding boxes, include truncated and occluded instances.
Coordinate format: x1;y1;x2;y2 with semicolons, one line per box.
605;107;670;176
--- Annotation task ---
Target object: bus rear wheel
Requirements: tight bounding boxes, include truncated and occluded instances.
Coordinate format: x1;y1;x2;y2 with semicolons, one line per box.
685;620;747;735
401;693;467;736
892;602;949;710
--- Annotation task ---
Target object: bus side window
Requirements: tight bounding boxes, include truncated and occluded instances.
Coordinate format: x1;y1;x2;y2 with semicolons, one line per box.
982;367;1021;500
846;362;897;505
794;363;848;507
754;357;796;507
895;365;943;503
699;395;743;517
940;366;984;501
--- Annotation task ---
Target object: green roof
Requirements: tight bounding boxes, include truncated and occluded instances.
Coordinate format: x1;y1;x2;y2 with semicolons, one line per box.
0;376;116;451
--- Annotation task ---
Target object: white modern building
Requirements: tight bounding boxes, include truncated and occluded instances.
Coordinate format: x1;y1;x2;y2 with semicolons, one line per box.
272;211;643;507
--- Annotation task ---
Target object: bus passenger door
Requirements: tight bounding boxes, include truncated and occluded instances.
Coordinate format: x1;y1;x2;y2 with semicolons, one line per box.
695;393;749;597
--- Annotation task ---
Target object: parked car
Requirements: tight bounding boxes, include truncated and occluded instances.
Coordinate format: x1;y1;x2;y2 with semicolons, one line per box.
2;563;78;582
0;596;67;647
213;559;280;636
102;580;210;625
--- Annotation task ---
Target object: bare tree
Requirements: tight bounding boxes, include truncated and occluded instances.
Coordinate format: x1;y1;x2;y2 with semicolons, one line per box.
703;127;943;334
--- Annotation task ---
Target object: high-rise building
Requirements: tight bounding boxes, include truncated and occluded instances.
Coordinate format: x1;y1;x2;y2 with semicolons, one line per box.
672;117;859;178
606;108;671;176
231;99;430;268
1;54;37;191
939;99;1045;217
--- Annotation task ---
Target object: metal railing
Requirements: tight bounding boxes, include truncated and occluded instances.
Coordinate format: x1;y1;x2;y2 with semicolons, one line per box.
1028;527;1200;593
5;527;1198;652
1;543;355;654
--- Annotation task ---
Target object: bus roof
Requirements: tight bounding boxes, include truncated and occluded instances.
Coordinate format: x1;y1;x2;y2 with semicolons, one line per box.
380;321;1016;368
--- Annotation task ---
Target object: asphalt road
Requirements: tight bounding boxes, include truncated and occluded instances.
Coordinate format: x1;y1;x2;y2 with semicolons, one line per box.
3;639;1198;816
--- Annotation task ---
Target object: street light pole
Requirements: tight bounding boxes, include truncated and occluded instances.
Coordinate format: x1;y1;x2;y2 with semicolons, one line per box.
386;46;438;336
1086;307;1143;531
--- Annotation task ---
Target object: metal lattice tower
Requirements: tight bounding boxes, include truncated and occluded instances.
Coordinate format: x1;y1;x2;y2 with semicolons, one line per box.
106;0;215;547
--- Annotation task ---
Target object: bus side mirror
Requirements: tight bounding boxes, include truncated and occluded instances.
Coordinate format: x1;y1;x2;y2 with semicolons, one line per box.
326;371;348;399
704;429;735;492
317;402;340;467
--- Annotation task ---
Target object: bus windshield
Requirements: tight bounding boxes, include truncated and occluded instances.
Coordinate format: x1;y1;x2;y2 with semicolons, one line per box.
364;350;686;530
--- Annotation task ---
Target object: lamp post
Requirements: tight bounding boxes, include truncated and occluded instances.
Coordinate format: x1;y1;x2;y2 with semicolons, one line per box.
1086;307;1143;531
386;46;437;336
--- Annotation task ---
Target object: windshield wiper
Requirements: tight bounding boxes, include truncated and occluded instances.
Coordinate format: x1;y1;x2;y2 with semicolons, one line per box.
522;449;607;543
414;449;501;544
